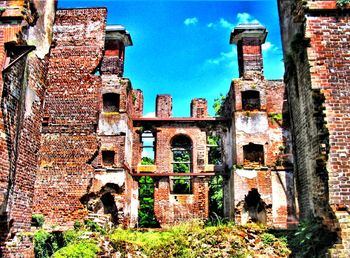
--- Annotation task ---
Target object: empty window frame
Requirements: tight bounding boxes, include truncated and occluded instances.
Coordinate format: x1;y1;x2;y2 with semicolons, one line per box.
103;93;120;112
102;150;115;167
207;135;222;165
141;130;155;164
243;143;264;165
242;90;260;111
171;135;192;194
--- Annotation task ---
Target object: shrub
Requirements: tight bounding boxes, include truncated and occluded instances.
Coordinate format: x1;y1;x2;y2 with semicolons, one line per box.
84;219;106;234
32;214;45;228
73;220;81;231
34;230;63;258
52;240;100;258
289;218;337;257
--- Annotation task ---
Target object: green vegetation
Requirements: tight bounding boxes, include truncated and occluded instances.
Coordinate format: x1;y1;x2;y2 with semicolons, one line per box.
138;176;159;228
207;135;222;165
32;214;45;228
34;229;62;258
268;112;283;124
213;94;226;116
52;241;100;258
34;220;103;258
141;157;154;165
337;0;350;7
288;218;337;257
209;176;224;218
109;221;290;257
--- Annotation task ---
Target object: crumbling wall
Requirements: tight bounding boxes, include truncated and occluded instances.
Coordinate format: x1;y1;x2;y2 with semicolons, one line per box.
0;0;56;256
278;0;350;254
32;8;106;227
154;126;209;225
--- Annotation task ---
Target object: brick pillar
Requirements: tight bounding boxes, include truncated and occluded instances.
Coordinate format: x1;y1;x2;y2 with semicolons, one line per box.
156;94;172;118
191;98;208;118
230;24;267;79
132;89;143;118
101;25;132;77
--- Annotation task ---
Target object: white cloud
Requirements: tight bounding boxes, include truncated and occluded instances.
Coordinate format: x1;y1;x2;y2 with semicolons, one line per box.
143;112;155;118
207;22;214;28
184;17;198;26
219;18;234;29
206;48;236;66
236;12;261;25
262;41;279;52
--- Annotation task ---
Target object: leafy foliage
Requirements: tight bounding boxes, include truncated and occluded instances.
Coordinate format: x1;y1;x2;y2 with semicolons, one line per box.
84;219;106;235
213;94;226;116
141;157;154;165
207;135;222;165
337;0;350;7
34;230;63;258
32;214;45;228
138;176;159;228
209;176;224;218
52;240;100;258
288;218;337;257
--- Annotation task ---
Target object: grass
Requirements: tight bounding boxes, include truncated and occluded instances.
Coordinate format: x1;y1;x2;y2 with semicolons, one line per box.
35;220;291;257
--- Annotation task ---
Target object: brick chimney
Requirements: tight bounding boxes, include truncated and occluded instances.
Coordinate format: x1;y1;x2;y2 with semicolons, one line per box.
101;25;133;76
156;94;172;118
191;98;208;118
230;24;267;79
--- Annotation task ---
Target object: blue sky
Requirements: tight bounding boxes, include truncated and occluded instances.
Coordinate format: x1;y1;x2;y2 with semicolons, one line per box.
58;0;284;117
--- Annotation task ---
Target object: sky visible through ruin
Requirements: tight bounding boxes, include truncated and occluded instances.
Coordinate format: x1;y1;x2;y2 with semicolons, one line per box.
58;0;284;117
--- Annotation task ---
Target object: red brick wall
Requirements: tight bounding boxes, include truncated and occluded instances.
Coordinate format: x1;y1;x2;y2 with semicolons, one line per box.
0;1;56;256
153;125;209;225
156;94;172;118
32;8;106;227
278;0;350;254
191;98;208;118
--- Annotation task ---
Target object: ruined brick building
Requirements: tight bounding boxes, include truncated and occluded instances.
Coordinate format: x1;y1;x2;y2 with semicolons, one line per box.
0;0;349;257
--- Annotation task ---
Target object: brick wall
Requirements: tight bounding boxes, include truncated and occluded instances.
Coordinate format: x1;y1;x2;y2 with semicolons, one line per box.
0;1;56;256
156;94;172;118
32;8;106;227
191;98;208;118
278;0;350;254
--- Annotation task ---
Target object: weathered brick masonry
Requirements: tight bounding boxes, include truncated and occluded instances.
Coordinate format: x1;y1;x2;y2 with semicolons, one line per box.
4;1;350;256
278;0;350;255
221;25;296;228
0;0;56;256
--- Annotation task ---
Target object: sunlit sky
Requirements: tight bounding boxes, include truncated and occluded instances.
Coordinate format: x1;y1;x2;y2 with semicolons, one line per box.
58;0;284;117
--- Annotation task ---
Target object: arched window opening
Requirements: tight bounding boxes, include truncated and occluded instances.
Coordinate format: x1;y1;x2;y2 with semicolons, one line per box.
171;135;192;194
242;90;260;111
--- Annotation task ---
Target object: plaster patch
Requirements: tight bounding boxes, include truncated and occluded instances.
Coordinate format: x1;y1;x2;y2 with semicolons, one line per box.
236;169;257;179
94;172;125;187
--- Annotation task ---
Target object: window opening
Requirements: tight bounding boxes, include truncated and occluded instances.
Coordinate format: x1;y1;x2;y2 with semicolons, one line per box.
209;175;224;218
102;150;115;167
242;90;260;111
103;93;120;112
207;135;222;165
141;130;155;164
171;135;192;194
138;176;159;227
243;143;264;165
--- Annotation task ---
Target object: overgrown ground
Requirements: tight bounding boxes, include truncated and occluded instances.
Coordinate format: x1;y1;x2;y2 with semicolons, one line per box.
34;220;291;258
